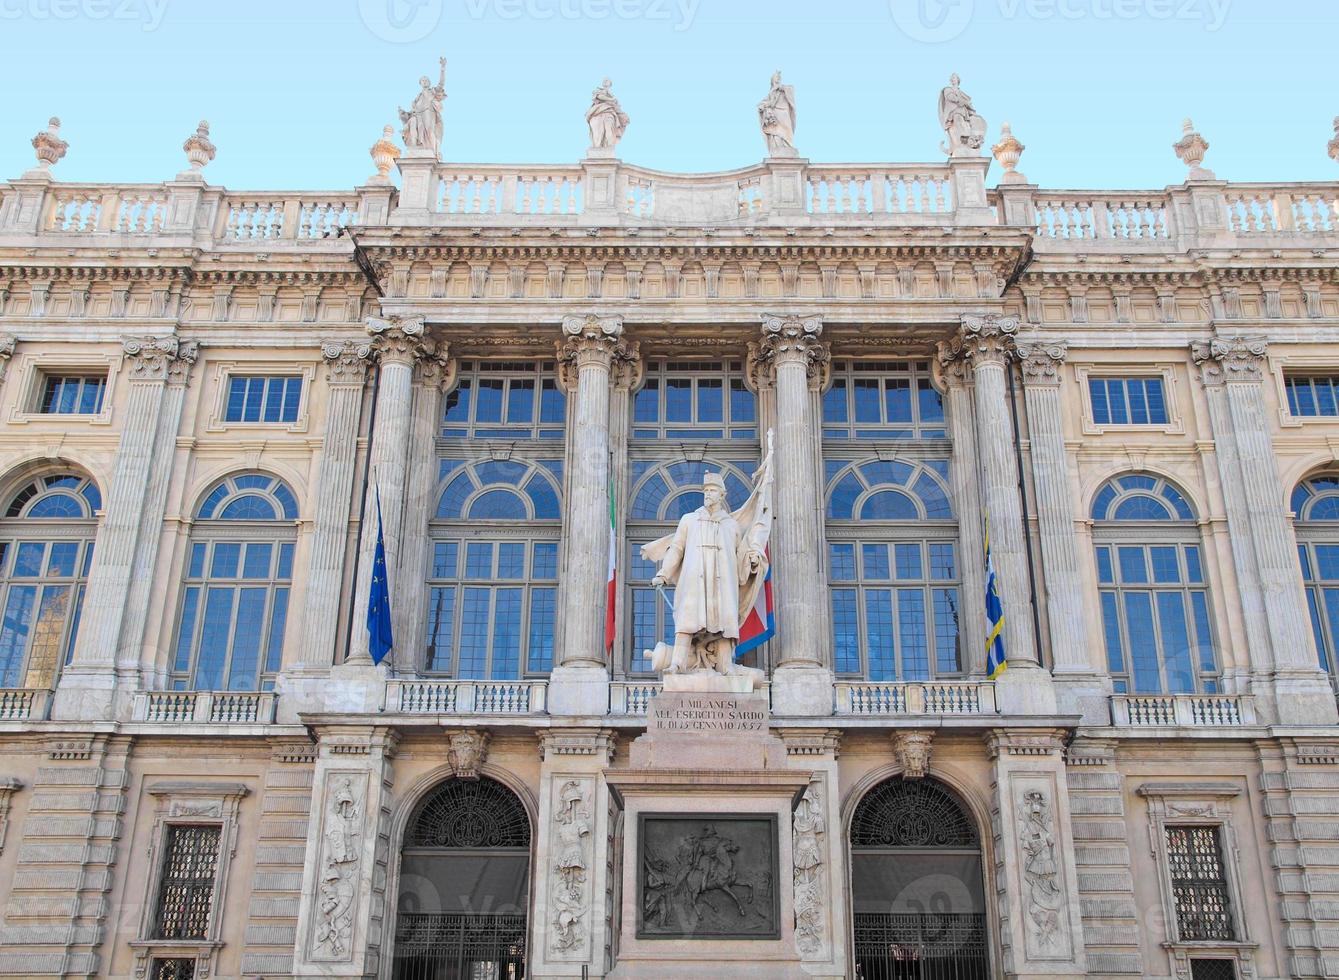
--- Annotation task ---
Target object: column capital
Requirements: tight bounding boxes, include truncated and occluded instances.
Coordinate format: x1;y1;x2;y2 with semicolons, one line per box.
320;339;374;386
944;312;1020;368
1191;335;1268;386
121;335;198;384
366;313;430;365
414;339;457;391
1014;337;1068;387
755;313;829;388
556;313;632;390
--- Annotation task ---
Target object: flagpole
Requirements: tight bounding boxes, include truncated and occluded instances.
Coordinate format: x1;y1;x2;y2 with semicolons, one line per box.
1005;354;1046;668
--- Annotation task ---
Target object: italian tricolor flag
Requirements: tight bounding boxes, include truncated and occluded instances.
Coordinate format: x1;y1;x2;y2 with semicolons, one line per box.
604;477;617;653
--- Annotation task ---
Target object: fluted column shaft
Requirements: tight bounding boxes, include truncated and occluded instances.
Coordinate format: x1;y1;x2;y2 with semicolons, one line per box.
556;314;630;669
1015;339;1095;674
758;314;829;670
950;314;1039;668
292;341;371;670
63;338;197;698
938;363;987;674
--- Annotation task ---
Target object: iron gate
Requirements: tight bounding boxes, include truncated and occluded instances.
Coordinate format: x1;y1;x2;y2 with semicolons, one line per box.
391;912;527;980
853;912;988;980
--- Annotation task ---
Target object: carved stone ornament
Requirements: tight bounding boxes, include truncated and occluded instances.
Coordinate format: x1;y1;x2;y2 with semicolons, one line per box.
182;120;216;173
31;116;67;170
370;124;401;181
940;312;1020;369
122;335;199;383
1329;117;1339;167
938;73;987;158
313;775;364;961
1190;336;1268;386
1174;118;1214;180
556;313;633;390
755;313;828;388
0;335;15;382
992;121;1026;182
586;78;630;151
446;729;490;780
892;730;934;779
792;780;827;957
366;313;429;365
321;339;373;385
0;777;20;854
1017;788;1066;954
1015;337;1068;386
550;779;593;954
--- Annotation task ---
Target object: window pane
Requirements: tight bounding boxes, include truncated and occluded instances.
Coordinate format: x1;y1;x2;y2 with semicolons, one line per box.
475;379;504;422
832;589;860;674
853;379;881;423
0;585;37;687
527;588;556;673
210;543;241;579
697;379;723;423
490;588;522;679
1145;378;1168;423
898;589;928;681
1095;546;1115;585
242;543;273;580
1089;378;1110;425
173;587;200;674
457;588;491;678
861;544;890;580
1190;591;1217;675
533;543;558;580
264;588;288;674
506;379;535;423
465;543;493;579
195;588;236;690
929;543;956;580
1156;591;1195;693
1100;592;1125;676
829;544;856;582
1150;546;1181;584
894;543;923;580
932;589;960;672
225;588;267;690
823;379;849;423
497;543;525;580
1123;591;1161;693
864;590;895;681
153;825;221;941
730;380;756;423
665;378;692;422
1118;547;1149;584
1127;378;1150;424
425;586;456;672
884;379;912;423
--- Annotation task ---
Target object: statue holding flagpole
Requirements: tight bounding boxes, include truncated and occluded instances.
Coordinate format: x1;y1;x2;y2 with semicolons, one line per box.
641;430;774;692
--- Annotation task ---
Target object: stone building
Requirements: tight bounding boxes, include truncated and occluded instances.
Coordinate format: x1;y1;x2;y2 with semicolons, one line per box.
0;78;1336;980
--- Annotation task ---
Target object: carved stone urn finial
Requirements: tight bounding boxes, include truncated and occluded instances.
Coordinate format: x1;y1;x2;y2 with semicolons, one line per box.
370;124;401;181
1328;117;1339;167
182;120;216;174
992;121;1026;183
31;117;68;172
1174;117;1214;180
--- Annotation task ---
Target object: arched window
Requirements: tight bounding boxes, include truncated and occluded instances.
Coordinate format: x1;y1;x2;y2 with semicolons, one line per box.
825;459;959;681
1091;473;1217;694
0;472;100;689
626;457;755;674
393;776;530;978
426;459;562;677
849;776;988;978
1293;475;1339;681
171;474;297;691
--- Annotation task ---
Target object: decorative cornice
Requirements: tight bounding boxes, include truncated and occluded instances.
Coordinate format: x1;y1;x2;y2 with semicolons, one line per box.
1014;336;1067;386
776;728;841;759
537;727;617;764
122;335;199;384
1190;335;1268;386
985;729;1067;759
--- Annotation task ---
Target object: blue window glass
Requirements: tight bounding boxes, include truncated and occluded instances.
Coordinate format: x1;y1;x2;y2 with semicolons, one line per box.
864;590;895;681
898;589;928;680
862;544;890;581
40;375;106;415
823;361;945;439
829;544;857;582
1286;376;1339;417
441;361;565;438
224;375;302;423
832;590;860;674
1090;377;1168;426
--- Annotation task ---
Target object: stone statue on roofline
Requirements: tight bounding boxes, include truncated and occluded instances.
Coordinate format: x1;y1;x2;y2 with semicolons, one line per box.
757;71;797;157
640;431;774;693
586;78;630;152
939;73;987;158
399;57;446;156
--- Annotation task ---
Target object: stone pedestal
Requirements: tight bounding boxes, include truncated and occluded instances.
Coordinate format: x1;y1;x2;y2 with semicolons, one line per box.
606;693;811;979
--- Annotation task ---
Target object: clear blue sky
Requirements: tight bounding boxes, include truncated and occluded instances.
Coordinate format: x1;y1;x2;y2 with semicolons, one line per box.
0;0;1334;191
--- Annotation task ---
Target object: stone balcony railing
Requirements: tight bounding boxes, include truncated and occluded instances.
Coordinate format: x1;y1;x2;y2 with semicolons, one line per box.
1110;693;1257;728
132;690;278;724
0;688;52;722
835;680;997;716
388;678;548;715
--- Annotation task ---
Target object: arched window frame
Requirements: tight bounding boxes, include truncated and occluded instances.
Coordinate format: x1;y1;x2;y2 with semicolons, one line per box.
170;473;298;692
1292;474;1339;682
824;456;961;682
425;457;563;679
0;472;101;690
1090;473;1219;694
624;455;758;676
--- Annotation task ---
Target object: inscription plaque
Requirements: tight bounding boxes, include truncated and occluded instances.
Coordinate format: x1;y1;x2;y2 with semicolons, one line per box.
646;693;769;736
636;813;780;940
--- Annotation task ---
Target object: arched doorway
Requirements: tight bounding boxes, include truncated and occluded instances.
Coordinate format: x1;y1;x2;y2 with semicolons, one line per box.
392;776;531;979
849;776;989;979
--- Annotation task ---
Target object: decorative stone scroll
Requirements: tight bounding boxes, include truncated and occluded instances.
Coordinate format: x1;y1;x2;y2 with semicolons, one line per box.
755;312;828;388
0;335;14;382
1190;336;1268;385
321;339;373;385
367;313;431;365
940;312;1020;368
551;778;594;954
1014;337;1068;386
122;335;199;383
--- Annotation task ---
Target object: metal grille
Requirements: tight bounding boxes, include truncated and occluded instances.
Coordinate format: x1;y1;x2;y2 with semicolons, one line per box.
1165;825;1235;941
851;778;978;848
150;959;196;980
1190;959;1238;980
406;777;531;848
392;912;527;980
853;912;988;979
153;824;221;940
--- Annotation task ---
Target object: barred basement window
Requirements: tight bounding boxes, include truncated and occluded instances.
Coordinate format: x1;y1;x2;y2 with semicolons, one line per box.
1285;374;1339;417
153;824;222;941
1165;825;1235;942
1190;960;1237;980
151;959;196;980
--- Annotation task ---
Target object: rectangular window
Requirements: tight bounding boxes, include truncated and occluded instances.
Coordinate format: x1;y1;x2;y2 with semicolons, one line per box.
151;961;197;980
823;360;945;440
1286;375;1339;417
1165;825;1235;942
39;374;106;414
631;360;757;441
1089;376;1169;426
442;360;565;440
153;824;221;941
224;375;302;423
1189;960;1237;980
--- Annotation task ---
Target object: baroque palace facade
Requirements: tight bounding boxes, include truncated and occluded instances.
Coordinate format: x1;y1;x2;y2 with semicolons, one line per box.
0;82;1338;980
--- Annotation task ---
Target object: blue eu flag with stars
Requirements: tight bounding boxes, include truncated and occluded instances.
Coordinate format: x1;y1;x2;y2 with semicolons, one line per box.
367;487;394;665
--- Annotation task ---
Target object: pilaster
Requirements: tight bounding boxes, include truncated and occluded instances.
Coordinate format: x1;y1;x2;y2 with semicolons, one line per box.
754;313;833;716
986;729;1088;980
291;726;400;980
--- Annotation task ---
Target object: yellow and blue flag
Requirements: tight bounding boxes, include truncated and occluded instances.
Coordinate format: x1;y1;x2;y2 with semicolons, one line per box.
984;519;1007;679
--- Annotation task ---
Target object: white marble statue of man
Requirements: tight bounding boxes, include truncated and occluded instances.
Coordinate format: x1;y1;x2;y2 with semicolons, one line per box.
641;434;773;688
399;58;447;154
938;73;986;157
586;78;629;151
757;71;797;156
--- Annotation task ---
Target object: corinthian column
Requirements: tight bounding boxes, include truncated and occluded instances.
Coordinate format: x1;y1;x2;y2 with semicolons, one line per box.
550;313;635;715
1192;337;1338;725
945;314;1055;714
55;336;197;722
756;313;833;715
1015;338;1108;720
